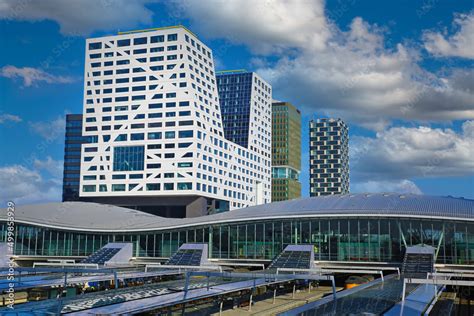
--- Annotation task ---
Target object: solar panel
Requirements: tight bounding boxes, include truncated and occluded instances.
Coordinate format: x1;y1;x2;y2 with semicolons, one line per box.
81;247;121;265
268;249;312;270
165;249;203;266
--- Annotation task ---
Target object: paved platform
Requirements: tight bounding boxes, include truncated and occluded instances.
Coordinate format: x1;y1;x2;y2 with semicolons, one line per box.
217;286;340;316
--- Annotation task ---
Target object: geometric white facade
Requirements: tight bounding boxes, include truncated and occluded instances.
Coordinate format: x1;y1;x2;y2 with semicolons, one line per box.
79;26;271;212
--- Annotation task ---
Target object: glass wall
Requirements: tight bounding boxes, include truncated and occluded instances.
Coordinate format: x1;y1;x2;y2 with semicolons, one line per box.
1;217;473;264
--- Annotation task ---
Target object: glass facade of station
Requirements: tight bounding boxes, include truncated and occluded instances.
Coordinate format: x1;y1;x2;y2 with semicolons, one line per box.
2;217;473;265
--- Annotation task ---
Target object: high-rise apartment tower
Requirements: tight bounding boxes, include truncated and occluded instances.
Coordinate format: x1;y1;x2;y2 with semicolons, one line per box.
309;118;349;196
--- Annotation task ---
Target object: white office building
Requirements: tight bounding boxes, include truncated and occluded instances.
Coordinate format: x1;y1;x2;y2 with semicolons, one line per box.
79;26;272;217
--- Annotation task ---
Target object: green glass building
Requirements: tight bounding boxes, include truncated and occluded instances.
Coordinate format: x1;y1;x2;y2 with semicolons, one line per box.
272;102;302;202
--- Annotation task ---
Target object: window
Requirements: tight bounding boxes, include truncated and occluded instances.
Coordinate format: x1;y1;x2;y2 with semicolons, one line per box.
147;163;161;168
167;33;178;41
151;35;164;43
118;39;130;47
148;132;162;139
112;184;126;191
179;130;193;138
178;182;192;190
164;183;174;190
131;133;144;141
115;134;127;141
115;105;128;111
82;185;96;192
116;87;129;93
149;113;162;118
147;183;160;191
179;120;193;126
133;76;146;82
89;42;101;50
132;86;146;91
113;146;144;171
165;131;175;139
134;37;147;45
149;103;162;109
178;162;193;168
178;142;192;148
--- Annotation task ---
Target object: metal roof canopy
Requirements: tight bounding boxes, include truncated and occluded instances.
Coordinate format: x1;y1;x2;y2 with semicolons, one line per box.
0;193;472;232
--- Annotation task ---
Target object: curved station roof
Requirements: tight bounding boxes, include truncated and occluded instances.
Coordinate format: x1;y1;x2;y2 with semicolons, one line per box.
1;193;473;232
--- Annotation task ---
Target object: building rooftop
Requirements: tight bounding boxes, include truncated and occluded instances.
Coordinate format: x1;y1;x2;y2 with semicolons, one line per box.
1;193;472;232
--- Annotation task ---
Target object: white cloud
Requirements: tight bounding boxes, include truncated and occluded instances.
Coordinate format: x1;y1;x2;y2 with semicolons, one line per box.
0;65;75;87
352;180;422;195
0;163;62;205
175;1;474;129
257;20;474;129
423;12;474;59
0;0;155;35
350;121;474;181
0;113;22;124
34;156;63;179
172;0;329;54
29;116;65;141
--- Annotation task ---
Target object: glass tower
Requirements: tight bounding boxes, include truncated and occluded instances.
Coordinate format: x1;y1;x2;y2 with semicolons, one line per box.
271;101;301;201
309;118;349;196
216;71;253;148
62;114;87;201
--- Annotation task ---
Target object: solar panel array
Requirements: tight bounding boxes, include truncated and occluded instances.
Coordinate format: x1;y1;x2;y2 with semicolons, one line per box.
165;249;203;266
268;250;311;270
81;247;121;265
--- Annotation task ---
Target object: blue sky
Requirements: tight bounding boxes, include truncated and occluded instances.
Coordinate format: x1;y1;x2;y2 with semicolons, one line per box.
0;0;473;204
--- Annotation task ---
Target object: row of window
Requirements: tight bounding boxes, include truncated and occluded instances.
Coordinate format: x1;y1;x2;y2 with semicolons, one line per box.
83;181;192;193
89;34;178;51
